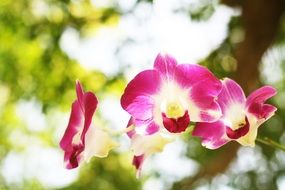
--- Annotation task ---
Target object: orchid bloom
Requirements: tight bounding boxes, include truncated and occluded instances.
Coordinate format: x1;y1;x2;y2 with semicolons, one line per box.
121;53;222;135
192;78;277;149
126;118;173;177
121;53;222;174
59;81;117;169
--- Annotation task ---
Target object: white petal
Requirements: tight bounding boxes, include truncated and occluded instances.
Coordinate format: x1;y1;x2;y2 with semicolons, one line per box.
83;125;118;162
223;103;246;130
236;113;259;147
153;81;190;124
131;133;173;156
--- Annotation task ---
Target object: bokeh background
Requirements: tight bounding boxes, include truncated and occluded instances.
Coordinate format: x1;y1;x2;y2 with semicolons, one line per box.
1;0;285;189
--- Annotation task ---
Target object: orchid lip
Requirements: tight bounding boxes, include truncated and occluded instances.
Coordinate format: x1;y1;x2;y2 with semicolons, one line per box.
162;110;190;133
226;116;250;139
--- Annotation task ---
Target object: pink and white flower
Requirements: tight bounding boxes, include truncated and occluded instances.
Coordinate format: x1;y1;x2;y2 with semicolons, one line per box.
121;53;222;135
121;53;222;174
192;78;277;149
59;81;117;169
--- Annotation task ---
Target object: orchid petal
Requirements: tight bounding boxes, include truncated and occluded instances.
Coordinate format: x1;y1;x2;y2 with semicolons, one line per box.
130;133;173;156
189;84;222;122
75;80;84;111
175;64;222;122
192;121;229;149
132;155;145;178
63;146;83;169
218;78;248;132
145;121;160;135
218;78;246;113
154;53;177;80
60;101;84;152
75;80;98;145
121;70;161;122
81;92;98;144
84;126;118;161
236;86;277;147
246;86;277;120
236;114;259;147
225;117;249;139
162;111;190;133
131;119;160;135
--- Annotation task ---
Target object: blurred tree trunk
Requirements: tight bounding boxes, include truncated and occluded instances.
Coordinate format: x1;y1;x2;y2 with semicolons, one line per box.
233;0;285;93
172;0;285;189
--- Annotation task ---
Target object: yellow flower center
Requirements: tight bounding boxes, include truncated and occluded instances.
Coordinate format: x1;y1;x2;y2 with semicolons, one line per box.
166;102;184;118
231;119;246;130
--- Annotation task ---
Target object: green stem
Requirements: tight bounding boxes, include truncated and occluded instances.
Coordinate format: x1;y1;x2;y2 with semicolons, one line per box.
256;137;285;152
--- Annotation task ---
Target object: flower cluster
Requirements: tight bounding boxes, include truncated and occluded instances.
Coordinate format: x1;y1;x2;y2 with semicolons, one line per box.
59;53;277;176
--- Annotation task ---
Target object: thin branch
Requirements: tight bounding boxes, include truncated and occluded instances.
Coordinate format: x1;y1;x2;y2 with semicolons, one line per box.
256;137;285;152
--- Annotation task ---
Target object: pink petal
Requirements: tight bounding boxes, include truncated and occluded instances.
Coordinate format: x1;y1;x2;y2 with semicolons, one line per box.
225;117;249;139
123;96;154;122
162;111;190;133
260;104;277;118
126;117;159;137
121;70;161;121
59;81;98;169
218;78;246;113
145;121;160;135
190;84;222;122
132;155;145;178
175;64;221;92
153;53;178;80
76;80;84;111
246;86;277;120
81;92;98;144
175;64;222;122
59;101;83;151
192;121;229;149
199;111;219;122
133;119;160;135
63;145;84;169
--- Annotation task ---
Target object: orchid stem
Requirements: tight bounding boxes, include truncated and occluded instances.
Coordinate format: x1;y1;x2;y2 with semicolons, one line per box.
256;137;285;152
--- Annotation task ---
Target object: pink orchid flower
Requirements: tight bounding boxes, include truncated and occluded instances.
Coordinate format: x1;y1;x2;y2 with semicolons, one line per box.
121;53;222;175
121;53;222;135
192;78;277;149
60;81;117;169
